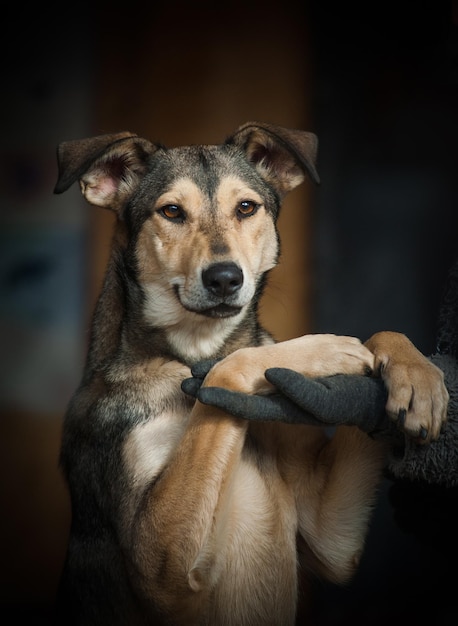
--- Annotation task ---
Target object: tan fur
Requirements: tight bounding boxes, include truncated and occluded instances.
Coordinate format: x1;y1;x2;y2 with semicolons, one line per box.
54;123;448;625
365;331;448;441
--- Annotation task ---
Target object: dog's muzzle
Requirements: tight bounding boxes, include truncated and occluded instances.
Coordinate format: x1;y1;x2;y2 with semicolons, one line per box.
175;262;246;318
202;262;243;298
198;262;244;318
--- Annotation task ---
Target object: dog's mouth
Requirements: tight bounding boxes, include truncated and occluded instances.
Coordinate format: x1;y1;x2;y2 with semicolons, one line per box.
199;303;242;318
174;286;243;318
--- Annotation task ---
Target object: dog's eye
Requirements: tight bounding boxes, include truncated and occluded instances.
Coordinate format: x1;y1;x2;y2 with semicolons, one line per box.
158;204;185;222
237;201;259;219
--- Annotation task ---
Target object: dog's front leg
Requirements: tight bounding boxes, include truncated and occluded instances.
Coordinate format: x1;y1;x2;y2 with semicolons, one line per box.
292;426;387;583
131;403;248;623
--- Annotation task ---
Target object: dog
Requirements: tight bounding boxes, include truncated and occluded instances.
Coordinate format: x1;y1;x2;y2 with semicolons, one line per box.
53;122;448;625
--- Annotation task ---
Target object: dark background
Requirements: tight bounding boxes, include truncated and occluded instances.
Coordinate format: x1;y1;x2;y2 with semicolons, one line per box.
1;1;458;623
309;3;458;624
310;1;458;354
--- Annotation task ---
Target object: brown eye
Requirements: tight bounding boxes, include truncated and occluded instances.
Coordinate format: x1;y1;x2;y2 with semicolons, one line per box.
158;204;185;222
237;200;259;219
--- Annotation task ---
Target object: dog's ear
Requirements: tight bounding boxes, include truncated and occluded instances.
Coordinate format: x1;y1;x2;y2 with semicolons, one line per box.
54;132;159;213
226;122;320;196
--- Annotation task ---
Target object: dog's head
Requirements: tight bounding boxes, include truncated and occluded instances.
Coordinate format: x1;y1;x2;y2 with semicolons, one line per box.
54;122;319;360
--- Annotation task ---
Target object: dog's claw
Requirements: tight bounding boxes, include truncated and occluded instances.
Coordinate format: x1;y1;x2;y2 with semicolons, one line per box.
419;427;428;441
397;408;406;429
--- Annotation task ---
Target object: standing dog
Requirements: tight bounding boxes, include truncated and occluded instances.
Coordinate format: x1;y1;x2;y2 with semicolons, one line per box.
54;123;447;625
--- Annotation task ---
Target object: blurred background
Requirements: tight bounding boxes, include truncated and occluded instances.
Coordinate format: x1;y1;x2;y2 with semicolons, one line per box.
1;1;457;624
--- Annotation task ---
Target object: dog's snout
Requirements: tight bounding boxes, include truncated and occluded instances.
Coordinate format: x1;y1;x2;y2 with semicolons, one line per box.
202;262;243;298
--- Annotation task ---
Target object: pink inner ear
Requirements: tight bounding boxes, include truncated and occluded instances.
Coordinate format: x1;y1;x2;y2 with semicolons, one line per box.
249;140;285;177
250;142;287;178
250;144;270;165
82;172;120;206
97;176;118;200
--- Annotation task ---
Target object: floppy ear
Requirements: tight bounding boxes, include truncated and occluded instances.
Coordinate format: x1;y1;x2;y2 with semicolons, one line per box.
226;121;320;196
54;132;159;213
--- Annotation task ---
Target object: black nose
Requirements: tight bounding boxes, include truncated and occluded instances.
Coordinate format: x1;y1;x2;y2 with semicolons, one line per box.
202;262;244;298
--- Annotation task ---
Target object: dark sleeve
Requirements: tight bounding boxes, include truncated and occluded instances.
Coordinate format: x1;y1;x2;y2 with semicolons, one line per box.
387;255;458;487
436;256;458;358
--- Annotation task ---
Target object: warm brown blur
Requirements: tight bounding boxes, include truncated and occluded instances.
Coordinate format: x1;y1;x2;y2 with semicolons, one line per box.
90;2;315;341
1;2;315;621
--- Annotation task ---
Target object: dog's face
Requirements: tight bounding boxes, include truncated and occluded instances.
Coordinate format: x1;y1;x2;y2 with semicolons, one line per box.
54;123;319;359
135;145;281;322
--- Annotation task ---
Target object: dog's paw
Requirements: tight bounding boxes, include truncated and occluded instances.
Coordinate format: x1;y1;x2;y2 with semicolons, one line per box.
201;334;375;396
295;334;375;377
366;332;448;443
265;334;374;378
382;358;448;443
